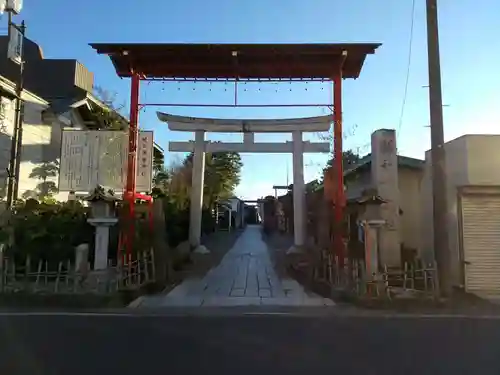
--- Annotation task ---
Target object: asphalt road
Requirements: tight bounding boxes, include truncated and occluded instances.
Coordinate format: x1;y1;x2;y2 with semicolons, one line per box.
0;310;499;375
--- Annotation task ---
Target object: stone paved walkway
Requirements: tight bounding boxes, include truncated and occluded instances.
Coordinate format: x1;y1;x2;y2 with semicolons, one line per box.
138;225;333;307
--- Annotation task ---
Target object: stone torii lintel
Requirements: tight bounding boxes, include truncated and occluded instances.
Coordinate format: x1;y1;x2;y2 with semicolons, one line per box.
157;112;332;133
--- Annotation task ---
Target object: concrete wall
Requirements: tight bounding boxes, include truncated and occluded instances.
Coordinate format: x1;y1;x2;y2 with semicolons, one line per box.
466;135;500;184
420;134;500;285
420;136;468;284
18;101;56;198
398;168;423;252
0;92;48;199
226;197;245;228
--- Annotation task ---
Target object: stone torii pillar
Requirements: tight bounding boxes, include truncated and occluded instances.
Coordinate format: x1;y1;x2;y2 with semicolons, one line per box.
189;130;208;253
287;130;306;254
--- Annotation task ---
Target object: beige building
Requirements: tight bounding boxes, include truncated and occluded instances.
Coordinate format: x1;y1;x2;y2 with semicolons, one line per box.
420;134;500;296
338;130;500;296
344;151;424;263
344;129;424;266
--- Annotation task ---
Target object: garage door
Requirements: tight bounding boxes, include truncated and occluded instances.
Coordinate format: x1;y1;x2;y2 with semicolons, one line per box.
462;194;500;293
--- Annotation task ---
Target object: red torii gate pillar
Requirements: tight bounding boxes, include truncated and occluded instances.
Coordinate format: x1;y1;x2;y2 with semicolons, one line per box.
124;72;141;260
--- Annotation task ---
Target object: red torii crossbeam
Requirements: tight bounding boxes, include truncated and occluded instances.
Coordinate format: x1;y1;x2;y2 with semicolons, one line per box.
90;42;381;264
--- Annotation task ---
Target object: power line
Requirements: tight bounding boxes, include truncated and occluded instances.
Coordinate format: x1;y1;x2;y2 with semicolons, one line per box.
396;0;417;143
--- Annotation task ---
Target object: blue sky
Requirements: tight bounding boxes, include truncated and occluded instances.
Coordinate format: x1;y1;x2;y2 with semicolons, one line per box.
9;0;500;200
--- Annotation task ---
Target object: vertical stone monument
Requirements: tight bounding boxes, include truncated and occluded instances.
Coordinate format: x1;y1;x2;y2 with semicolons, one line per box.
370;129;401;266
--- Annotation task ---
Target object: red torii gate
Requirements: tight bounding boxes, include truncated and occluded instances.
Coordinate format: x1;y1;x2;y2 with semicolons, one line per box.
89;42;381;264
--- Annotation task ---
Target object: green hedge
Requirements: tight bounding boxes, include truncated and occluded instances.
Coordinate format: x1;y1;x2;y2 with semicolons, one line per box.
4;199;93;266
0;195;217;267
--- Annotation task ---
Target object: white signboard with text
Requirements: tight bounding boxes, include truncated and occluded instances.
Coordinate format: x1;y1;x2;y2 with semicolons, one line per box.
59;130;153;193
7;24;22;64
6;0;23;14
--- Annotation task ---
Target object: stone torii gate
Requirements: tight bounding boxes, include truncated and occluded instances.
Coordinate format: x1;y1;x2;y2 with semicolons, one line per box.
157;112;331;254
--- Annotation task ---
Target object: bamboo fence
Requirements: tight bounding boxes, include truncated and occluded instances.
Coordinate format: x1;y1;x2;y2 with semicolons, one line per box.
302;249;439;299
0;248;156;295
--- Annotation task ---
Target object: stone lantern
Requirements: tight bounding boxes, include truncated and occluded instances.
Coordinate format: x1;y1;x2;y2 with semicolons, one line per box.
84;185;119;270
355;189;387;275
356;194;386;223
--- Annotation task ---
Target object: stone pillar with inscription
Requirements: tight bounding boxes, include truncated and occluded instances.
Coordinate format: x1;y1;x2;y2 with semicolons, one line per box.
370;129;400;266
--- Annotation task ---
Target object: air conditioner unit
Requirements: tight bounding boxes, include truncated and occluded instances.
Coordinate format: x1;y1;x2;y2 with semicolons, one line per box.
5;0;22;14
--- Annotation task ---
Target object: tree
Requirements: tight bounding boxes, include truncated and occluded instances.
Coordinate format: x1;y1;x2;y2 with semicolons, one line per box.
152;157;192;208
152;167;170;192
153;152;165;174
36;181;58;198
319;150;361;185
28;161;59;199
184;151;243;209
91;86;128;130
152;149;169;191
29;161;59;182
205;152;243;207
306;179;321;193
316;124;361;181
325;149;361;171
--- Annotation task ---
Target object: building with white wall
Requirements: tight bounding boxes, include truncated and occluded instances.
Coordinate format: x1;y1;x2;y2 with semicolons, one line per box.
0;74;52;198
224;196;245;229
420;134;500;296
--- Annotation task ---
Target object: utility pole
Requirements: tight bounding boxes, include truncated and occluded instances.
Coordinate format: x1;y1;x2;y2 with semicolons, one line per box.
5;6;25;208
426;0;451;297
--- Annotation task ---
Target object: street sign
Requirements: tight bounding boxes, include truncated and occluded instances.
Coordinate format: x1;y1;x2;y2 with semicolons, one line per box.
7;23;22;64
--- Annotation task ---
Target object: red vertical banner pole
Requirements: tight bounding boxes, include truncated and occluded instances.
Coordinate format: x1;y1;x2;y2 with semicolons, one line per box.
125;73;140;262
333;73;345;267
148;199;154;233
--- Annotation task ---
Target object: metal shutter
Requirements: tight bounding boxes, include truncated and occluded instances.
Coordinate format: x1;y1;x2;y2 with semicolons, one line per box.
462;195;500;293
